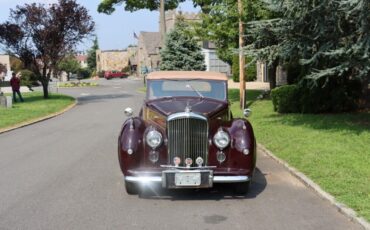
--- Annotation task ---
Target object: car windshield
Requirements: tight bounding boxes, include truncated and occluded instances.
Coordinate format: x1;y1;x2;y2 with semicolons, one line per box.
147;79;227;101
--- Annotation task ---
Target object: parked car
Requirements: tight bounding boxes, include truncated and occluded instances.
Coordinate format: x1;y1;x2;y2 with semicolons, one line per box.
104;70;128;80
118;71;256;195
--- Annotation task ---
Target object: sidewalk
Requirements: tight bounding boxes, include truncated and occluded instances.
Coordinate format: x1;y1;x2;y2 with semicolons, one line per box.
0;86;31;94
228;79;270;90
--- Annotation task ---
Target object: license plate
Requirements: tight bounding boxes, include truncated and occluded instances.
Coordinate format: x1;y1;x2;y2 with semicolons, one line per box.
175;172;201;186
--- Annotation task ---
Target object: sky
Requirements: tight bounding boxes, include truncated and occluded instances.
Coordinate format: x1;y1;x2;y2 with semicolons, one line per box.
0;0;199;52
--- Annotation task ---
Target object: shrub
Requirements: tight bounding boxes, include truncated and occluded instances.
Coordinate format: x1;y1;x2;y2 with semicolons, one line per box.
232;55;257;82
90;69;97;78
97;70;105;78
271;85;300;113
298;77;361;113
271;77;362;114
19;69;39;87
77;68;91;79
121;66;131;74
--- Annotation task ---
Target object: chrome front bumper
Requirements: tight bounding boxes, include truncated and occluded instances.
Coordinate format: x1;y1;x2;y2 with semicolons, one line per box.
125;175;250;184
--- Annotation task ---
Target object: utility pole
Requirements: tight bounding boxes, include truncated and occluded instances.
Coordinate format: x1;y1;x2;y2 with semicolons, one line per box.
238;0;246;109
160;0;166;47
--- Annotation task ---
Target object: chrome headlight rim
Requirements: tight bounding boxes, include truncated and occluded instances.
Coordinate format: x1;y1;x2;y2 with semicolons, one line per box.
213;130;230;149
146;129;163;149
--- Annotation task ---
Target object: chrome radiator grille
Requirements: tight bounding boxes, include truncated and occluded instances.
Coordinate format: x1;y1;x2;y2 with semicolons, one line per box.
167;113;208;166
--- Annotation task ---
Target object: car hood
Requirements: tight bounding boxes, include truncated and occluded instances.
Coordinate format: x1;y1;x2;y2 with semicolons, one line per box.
145;97;228;118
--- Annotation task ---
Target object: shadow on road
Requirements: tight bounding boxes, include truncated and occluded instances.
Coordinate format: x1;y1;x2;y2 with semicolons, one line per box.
77;93;132;105
138;168;267;200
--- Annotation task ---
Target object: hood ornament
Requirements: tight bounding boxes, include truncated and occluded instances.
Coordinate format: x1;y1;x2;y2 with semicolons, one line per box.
185;102;192;113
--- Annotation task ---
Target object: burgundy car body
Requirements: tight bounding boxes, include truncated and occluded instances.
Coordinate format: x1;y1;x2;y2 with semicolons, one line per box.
104;71;128;79
118;71;256;194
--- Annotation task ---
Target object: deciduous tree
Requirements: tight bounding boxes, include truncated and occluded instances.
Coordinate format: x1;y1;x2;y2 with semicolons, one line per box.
87;36;99;71
58;55;81;81
0;0;95;98
97;0;185;13
192;0;269;65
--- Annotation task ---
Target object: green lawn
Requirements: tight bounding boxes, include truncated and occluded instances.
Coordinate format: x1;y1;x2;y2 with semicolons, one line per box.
0;92;75;130
229;89;370;221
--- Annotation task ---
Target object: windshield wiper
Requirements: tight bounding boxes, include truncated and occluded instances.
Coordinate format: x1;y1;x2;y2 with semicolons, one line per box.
186;84;204;99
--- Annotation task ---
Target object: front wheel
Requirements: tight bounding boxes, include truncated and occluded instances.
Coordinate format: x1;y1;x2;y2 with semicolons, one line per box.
125;181;139;195
234;181;250;195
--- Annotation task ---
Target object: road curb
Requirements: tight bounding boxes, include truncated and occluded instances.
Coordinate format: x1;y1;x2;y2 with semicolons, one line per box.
0;99;77;135
258;143;370;230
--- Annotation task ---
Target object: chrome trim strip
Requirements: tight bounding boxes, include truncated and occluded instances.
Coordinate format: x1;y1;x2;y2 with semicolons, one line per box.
160;165;216;169
213;176;250;183
167;112;207;121
125;176;162;183
125;175;250;184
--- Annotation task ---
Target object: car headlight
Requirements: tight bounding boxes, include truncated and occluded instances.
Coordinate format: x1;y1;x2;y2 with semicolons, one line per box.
146;130;163;149
213;130;230;149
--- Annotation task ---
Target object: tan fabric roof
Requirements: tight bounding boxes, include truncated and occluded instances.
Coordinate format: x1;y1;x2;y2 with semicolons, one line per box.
147;71;228;81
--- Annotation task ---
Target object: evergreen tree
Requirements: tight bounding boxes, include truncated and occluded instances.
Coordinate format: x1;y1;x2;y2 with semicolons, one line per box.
160;18;206;71
244;0;370;112
87;36;99;71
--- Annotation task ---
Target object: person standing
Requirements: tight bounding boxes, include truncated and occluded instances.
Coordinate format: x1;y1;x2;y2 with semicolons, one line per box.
10;72;24;102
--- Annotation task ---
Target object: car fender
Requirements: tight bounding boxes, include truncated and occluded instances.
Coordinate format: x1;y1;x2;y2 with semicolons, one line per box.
118;117;146;174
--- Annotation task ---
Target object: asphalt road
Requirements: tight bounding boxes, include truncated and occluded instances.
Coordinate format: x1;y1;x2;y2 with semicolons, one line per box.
0;78;363;230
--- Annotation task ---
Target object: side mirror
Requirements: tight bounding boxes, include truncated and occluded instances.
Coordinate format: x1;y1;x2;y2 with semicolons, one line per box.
124;107;133;117
243;108;252;117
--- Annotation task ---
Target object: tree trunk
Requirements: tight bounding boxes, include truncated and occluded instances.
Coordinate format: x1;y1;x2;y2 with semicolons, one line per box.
159;0;166;47
360;77;370;109
268;60;278;90
42;81;49;99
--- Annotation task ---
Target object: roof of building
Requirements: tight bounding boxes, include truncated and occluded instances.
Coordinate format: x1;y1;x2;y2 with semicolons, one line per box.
99;49;127;53
146;71;228;81
140;32;161;55
75;55;87;62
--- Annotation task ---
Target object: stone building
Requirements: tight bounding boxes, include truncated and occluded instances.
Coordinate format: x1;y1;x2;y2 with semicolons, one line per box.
0;55;11;81
165;10;199;32
136;10;231;76
137;32;161;75
96;49;129;72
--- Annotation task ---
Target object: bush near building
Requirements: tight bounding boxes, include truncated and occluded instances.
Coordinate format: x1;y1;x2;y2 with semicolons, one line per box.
77;68;91;79
271;76;363;114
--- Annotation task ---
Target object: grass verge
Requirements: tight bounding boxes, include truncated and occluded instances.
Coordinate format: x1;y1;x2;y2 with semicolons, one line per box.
0;92;75;130
58;82;98;87
137;86;147;93
229;89;370;221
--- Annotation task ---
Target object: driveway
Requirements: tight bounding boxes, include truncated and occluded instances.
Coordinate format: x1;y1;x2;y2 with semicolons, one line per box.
0;78;363;230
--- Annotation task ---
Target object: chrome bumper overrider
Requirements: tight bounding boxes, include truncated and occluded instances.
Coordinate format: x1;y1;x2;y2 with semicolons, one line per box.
125;175;250;184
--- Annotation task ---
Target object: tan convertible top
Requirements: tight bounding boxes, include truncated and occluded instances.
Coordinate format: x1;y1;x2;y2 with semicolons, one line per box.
146;71;228;81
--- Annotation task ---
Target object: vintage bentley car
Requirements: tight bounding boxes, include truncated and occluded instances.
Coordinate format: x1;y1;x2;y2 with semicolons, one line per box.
118;71;256;195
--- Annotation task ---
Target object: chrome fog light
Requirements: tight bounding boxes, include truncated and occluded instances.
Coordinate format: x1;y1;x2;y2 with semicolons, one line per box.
196;157;204;167
243;148;250;155
127;148;133;155
217;151;226;163
149;151;159;163
173;157;181;166
185;158;193;167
